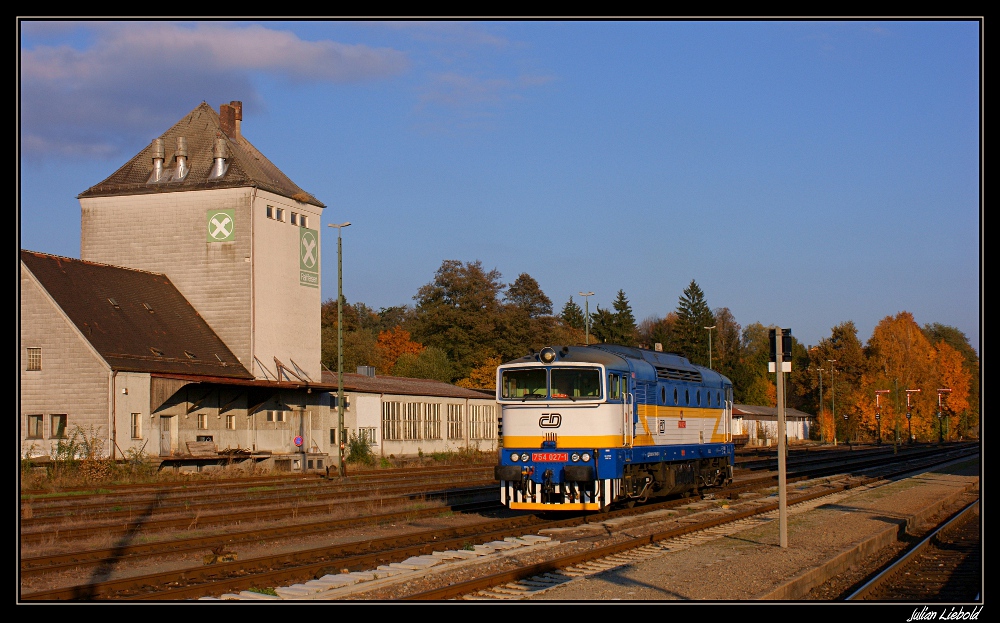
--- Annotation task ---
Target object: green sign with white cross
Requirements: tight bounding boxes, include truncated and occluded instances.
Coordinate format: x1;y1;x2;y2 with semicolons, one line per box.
299;228;319;288
207;210;235;242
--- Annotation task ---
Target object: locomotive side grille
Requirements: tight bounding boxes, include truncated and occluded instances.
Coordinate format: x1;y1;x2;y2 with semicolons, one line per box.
653;365;703;383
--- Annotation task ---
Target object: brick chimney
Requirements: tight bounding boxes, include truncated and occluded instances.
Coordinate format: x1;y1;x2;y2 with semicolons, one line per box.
219;100;242;138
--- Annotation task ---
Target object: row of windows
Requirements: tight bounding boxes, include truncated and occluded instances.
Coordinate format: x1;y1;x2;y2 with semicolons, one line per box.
25;414;66;439
265;205;309;228
656;385;725;408
381;402;497;442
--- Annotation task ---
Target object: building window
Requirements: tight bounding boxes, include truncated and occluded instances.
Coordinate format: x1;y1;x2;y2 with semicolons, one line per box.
226;415;236;430
290;212;298;226
330;427;348;445
26;347;41;371
266;205;274;219
51;414;67;439
276;208;285;222
266;410;286;423
26;414;43;439
382;401;401;441
359;427;377;444
424;403;442;440
470;404;497;440
131;413;142;439
399;402;418;440
333;395;350;410
447;404;463;440
299;215;309;228
197;413;208;429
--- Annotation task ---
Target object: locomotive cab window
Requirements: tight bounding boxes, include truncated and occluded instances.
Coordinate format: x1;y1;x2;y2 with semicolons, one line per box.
551;367;601;400
501;368;547;399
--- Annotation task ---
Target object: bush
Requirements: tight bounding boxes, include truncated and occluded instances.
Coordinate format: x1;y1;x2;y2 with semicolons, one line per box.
346;432;377;467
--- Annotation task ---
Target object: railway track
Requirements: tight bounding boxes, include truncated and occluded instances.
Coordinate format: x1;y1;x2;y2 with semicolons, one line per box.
20;444;977;601
845;499;981;602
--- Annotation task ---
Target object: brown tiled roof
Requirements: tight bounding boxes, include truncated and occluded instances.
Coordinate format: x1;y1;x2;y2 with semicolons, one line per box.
321;370;495;400
77;101;325;208
21;250;253;379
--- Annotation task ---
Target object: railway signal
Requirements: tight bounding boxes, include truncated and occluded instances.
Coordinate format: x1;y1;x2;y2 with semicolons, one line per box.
874;390;889;446
905;389;921;444
937;388;952;444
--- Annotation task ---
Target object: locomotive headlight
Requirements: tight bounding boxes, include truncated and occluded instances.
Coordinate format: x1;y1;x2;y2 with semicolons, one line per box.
581;452;592;462
540;347;557;363
510;452;521;462
570;453;581;462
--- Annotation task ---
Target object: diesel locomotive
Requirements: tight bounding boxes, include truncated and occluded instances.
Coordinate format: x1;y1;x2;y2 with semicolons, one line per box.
494;344;734;511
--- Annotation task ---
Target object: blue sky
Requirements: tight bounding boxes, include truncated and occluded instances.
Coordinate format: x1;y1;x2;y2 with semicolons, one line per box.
18;19;982;354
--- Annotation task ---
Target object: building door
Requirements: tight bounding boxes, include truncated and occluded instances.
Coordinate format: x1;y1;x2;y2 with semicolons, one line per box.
160;416;174;456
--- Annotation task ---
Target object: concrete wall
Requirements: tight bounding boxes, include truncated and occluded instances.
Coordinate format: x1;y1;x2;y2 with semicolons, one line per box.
250;190;323;382
20;265;112;459
734;417;811;442
345;393;499;458
113;372;153;457
152;386;331;457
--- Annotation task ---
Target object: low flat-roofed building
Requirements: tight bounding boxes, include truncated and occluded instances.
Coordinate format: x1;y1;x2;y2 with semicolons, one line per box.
732;404;814;446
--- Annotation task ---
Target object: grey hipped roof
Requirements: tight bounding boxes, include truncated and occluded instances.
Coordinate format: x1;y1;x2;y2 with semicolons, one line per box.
77;101;325;208
733;404;814;420
321;370;495;400
21;250;253;379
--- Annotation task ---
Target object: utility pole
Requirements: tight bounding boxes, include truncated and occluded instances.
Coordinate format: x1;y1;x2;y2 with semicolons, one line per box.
704;325;716;369
827;360;837;445
328;222;351;476
579;292;594;345
770;328;792;548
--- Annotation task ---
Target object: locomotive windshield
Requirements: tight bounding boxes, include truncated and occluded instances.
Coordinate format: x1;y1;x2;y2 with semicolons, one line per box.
500;367;602;401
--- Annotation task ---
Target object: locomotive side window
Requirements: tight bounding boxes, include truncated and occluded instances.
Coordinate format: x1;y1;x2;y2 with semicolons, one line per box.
551;367;602;400
501;368;547;399
608;373;622;400
673;388;678;405
697;390;701;406
660;387;666;404
685;389;690;405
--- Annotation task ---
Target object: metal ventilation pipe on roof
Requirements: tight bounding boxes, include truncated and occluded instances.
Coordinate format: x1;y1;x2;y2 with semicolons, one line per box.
150;138;165;182
175;136;189;179
209;138;229;179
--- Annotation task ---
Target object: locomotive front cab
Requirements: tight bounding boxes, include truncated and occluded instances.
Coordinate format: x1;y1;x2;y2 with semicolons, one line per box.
495;346;633;511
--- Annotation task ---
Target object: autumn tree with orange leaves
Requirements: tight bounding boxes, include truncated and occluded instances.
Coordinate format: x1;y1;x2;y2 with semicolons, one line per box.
856;312;974;444
374;326;425;376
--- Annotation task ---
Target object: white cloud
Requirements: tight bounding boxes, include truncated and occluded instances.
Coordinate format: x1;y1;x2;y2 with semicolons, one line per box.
19;22;409;160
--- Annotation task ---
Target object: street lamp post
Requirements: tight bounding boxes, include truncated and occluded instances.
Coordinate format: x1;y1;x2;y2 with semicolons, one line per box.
905;388;921;445
827;360;837;445
328;222;351;476
937;388;952;444
809;365;826;443
704;325;716;369
875;390;889;445
579;292;594;345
